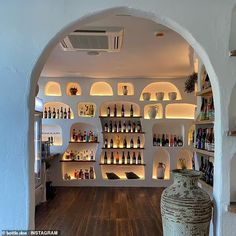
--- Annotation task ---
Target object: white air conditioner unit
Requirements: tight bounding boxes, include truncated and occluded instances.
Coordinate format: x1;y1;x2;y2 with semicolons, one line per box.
60;27;124;52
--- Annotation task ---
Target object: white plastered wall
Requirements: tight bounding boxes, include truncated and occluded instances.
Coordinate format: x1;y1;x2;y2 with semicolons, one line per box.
0;1;236;236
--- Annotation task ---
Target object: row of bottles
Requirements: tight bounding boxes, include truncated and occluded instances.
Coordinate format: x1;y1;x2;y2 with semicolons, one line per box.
79;104;95;117
64;167;95;180
104;136;142;149
106;104;134;117
195;128;214;152
201;72;211;90
153;134;183;147
199;156;214;186
103;151;142;165
71;129;98;142
64;149;95;161
44;106;72;119
104;120;142;133
199;97;214;120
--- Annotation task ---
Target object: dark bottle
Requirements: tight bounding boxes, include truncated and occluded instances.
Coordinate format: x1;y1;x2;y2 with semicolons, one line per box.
68;108;71;119
205;160;212;184
123;121;126;132
48;107;52;119
174;135;178;147
165;134;169;147
138;152;142;164
104;151;108;164
132;152;136;164
52;108;56;118
118;121;122;132
60;107;63;119
157;134;161;146
121;104;125;117
128;121;132;132
130;138;134;148
177;136;183;146
114;122;118;133
201;129;206;149
199;156;204;172
209;164;214;186
110;152;114;164
137;136;141;148
161;134;165;147
109;121;113;133
44;107;47;119
104;123;108;132
122;152;125;164
136;121;141;132
64;108;67;119
116;152;119;164
114;104;117;117
56;109;60;119
123;137;127;148
104;137;108;148
107;106;111;117
130;105;134;117
153;134;157;146
132;122;136;133
110;138;113;148
72;129;76;141
127;151;131;164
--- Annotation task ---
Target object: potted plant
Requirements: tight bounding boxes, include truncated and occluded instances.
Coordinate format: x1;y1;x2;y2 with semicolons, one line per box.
184;73;198;93
70;87;78;95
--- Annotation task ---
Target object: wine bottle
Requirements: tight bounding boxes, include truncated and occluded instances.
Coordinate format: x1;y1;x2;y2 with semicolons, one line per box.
130;105;134;117
116;152;119;164
161;134;165;147
127;151;131;164
52;108;56;119
56;109;60;119
121;104;125;117
64;108;67;119
89;167;95;179
132;152;136;164
60;107;63;119
136;121;141;132
110;138;113;148
68;108;71;119
114;104;117;117
123;137;127;148
48;107;51;119
122;151;125;164
177;136;183;147
170;134;174;147
123;121;126;132
138;152;142;164
116;136;120;148
118;121;122;132
165;134;169;147
109;121;113;133
132;122;136;133
157;134;161;146
44;107;48;119
128;121;131;132
110;152;114;164
104;137;108;148
72;129;76;141
130;138;134;148
107;106;111;117
114;122;118;133
137;136;141;148
104;151;107;164
104;123;108;132
153;134;157;146
90;150;94;160
174;135;178;147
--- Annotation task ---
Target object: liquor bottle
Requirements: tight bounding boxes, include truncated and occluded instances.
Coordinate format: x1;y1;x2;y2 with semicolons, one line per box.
123;121;126;132
109;121;113;133
118;121;122;132
110;138;113;148
177;136;183;147
104;123;108;132
130;138;134;148
114;104;117;117
165;134;169;147
64;108;67;119
208;97;214;120
116;152;119;164
107;106;111;117
68;108;71;119
90;150;94;160
170;134;174;147
56;109;60;119
114;122;118;132
48;107;51;119
174;135;178;147
200;98;206;120
161;134;166;147
72;129;76;141
127;151;131;164
201;129;206;149
121;104;125;117
52;108;56;118
111;152;114;164
60;107;63;119
122;152;125;164
130;105;134;117
138;152;142;164
85;169;89;179
132;152;136;164
137;136;141;148
89;167;95;179
104;137;108;148
83;131;87;142
104;151;107;164
79;169;84;179
209;164;214;186
128;121;132;132
123;137;127;148
157;134;161;146
136;121;141;132
153;134;157;146
44;107;47;119
132;122;136;133
205;128;210;151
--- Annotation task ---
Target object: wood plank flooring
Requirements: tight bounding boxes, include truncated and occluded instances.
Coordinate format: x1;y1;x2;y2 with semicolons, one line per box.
35;187;164;236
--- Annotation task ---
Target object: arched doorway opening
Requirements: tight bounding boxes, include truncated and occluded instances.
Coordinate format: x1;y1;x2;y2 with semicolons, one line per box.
29;7;220;234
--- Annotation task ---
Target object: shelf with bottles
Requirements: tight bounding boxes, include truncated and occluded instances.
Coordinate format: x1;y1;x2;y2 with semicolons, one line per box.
70;128;98;143
42;124;63;146
66;82;82;96
62;148;96;162
43;102;74;119
196;96;214;122
196;67;212;97
60;160;96;163
63;166;96;181
153;133;184;147
78;102;96;117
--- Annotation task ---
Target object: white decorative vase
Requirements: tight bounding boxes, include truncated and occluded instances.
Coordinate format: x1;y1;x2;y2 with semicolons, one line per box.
142;92;151;101
122;85;128;95
156;92;164;101
148;106;158;119
157;162;166;179
161;169;212;236
168;92;177;100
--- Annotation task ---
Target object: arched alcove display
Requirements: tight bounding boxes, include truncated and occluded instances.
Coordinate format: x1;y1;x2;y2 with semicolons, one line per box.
144;104;163;119
117;83;134;96
176;149;193;169
152;149;170;179
42;124;63;146
140;82;182;101
78;102;96;117
90;82;113;96
229;5;236;56
100;101;141;117
66;82;82;96
43;102;74;119
165;103;196;119
44;81;62;96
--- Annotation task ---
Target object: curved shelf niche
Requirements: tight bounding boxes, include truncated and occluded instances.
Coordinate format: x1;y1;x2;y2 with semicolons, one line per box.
100;101;141;117
44;102;74;119
90;82;113;96
42;124;62;146
66;82;82;96
144;104;163;119
152;149;170;180
44;81;62;96
165;103;196;119
117;83;134;96
78;102;96;117
176;148;193;169
140;82;182;101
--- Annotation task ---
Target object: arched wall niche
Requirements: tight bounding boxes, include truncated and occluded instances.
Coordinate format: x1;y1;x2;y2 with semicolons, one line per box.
28;5;221;232
44;81;62;96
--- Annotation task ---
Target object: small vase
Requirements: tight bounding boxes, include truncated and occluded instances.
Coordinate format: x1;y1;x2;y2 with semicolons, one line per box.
142;92;151;101
168;92;177;100
161;169;212;236
148;106;158;119
122;86;128;95
156;92;164;101
157;162;166;179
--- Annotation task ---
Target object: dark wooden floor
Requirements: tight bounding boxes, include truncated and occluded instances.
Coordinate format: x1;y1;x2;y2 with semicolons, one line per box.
35;187;164;236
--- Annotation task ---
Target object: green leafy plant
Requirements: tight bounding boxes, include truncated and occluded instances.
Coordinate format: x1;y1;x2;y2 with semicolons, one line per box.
185;73;198;93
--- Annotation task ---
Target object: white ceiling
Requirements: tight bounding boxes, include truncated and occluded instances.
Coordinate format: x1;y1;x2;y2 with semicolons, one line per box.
41;15;194;78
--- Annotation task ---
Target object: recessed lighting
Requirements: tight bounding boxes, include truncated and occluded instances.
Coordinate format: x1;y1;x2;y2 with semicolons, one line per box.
87;51;100;56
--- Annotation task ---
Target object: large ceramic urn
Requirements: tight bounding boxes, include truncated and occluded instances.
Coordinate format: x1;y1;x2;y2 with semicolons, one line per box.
161;169;212;236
